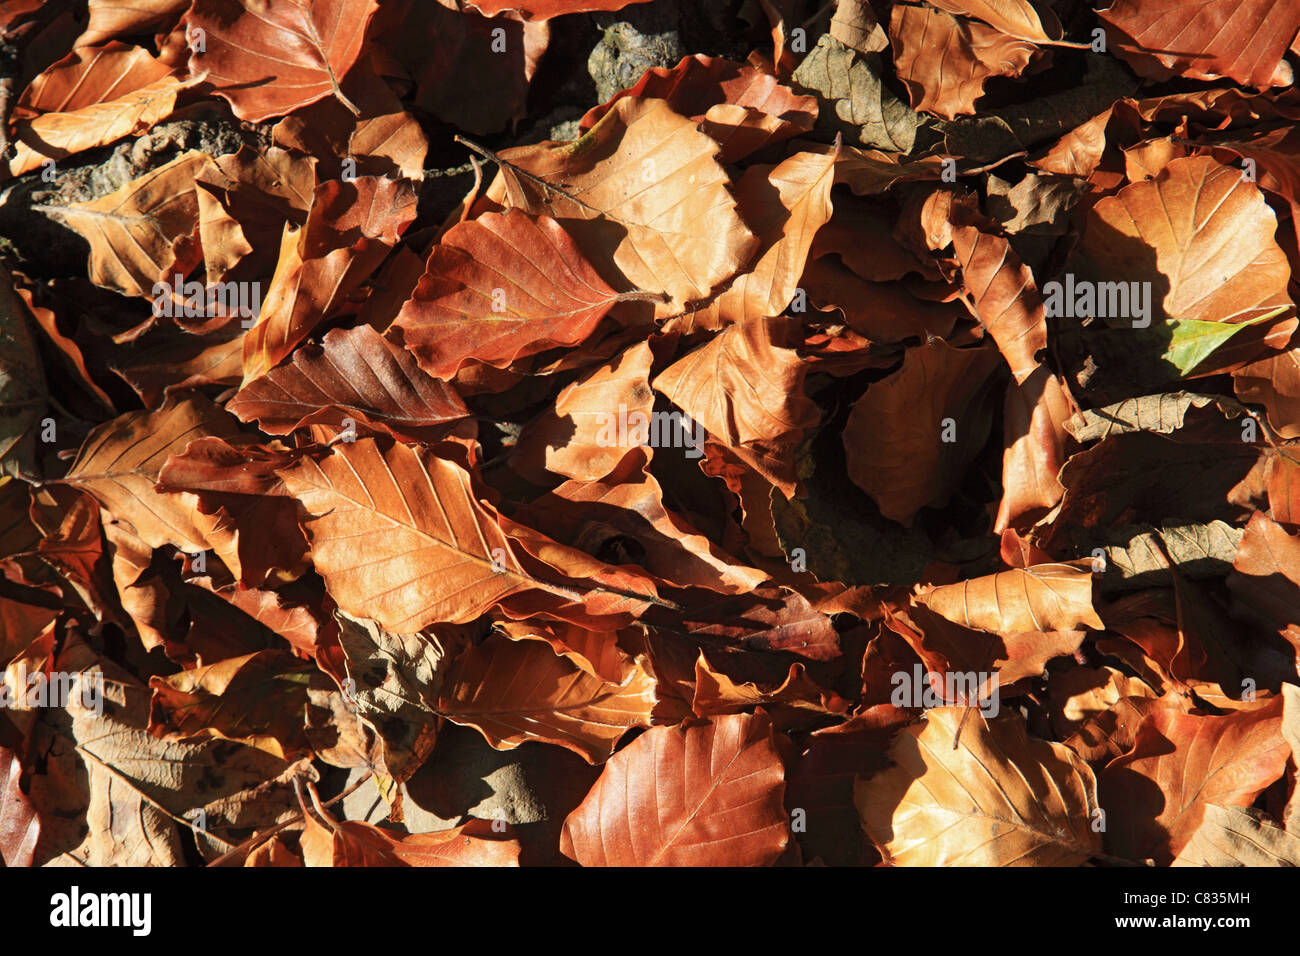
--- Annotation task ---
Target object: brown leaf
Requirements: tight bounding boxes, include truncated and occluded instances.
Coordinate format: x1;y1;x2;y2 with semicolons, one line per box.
1083;155;1294;327
155;436;309;587
11;75;192;177
697;147;839;325
830;0;890;54
391;210;642;380
112;330;243;407
792;35;921;152
63;395;244;554
229;324;468;442
855;707;1101;865
1100;697;1290;863
507;340;655;483
148;650;316;760
437;631;656;764
946;221;1047;384
493;619;633;685
241;177;416;383
301;814;521;866
518;449;770;594
916;563;1105;636
843;339;1001;525
886;603;1085;691
488;97;757;312
185;0;379;122
1100;0;1300;88
1047;665;1158;738
1227;511;1300;656
38;151;210;300
926;0;1062;41
193;145;317;282
1172;804;1300;866
462;0;651;17
994;368;1076;530
652;318;819;497
579;54;817;165
77;0;188;46
559;712;790;865
691;653;831;717
1235;348;1300;439
785;707;910;865
277;438;535;631
889;4;1038;119
35;638;305;865
0;746;39;867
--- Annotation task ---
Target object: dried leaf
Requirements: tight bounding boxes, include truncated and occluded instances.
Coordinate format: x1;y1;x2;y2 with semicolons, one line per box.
559;712;789;865
1172;805;1300;866
856;708;1101;866
185;0;379;122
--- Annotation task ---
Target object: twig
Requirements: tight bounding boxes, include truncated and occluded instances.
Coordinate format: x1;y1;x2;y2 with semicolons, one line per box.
206;770;374;866
453;135;608;219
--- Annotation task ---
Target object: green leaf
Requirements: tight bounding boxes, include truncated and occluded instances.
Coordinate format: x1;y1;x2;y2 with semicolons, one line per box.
1163;306;1289;375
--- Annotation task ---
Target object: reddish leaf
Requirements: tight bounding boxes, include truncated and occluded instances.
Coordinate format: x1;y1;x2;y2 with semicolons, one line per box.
185;0;379;122
1100;697;1290;864
1100;0;1300;88
228;324;468;441
559;712;790;866
391;210;644;380
0;748;39;867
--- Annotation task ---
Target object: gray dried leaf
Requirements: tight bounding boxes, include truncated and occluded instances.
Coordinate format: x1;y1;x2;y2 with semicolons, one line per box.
336;611;446;784
794;35;921;152
1066;391;1246;443
1098;521;1244;591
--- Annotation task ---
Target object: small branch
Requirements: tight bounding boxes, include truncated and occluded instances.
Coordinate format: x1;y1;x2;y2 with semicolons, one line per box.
459;156;483;224
453;135;607;219
1038;39;1099;50
614;289;670;305
333;86;362;118
206;770;373;867
957;151;1029;176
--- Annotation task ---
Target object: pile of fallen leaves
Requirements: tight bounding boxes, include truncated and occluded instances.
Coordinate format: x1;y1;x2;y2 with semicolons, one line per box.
1;0;1300;868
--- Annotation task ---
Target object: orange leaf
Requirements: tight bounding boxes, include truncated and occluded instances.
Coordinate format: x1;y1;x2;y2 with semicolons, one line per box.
185;0;379;122
560;712;790;865
392;210;641;380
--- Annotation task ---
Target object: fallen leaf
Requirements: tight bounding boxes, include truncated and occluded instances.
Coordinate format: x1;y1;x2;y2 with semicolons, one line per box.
229;324;468;441
490;96;757;311
559;712;789;865
1172;804;1300;866
856;707;1101;866
437;631;656;763
185;0;379;121
916;563;1104;636
38;151;210;300
392;210;648;380
1100;0;1300;88
844;339;1001;525
1100;697;1290;864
